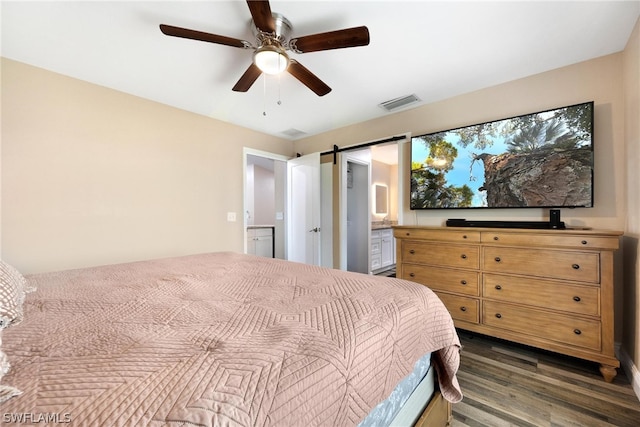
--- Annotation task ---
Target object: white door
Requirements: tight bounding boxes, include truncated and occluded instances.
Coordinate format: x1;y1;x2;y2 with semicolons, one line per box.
287;152;321;265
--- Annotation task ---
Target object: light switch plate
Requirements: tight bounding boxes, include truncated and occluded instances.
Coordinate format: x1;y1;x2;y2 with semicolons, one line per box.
227;212;236;222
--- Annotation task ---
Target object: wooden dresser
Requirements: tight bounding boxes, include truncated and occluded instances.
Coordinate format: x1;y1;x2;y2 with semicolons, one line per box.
393;226;622;382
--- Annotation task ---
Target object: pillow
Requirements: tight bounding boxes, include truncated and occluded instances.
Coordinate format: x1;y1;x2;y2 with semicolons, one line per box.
0;384;22;403
23;279;37;294
0;333;22;403
0;260;28;328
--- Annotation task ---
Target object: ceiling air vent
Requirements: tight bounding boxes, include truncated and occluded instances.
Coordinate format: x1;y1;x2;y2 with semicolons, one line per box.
281;128;307;138
378;94;421;112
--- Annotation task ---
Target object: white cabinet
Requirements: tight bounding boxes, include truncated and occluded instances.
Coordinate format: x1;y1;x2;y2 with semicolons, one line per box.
247;227;274;258
371;231;382;272
380;229;394;268
371;228;395;273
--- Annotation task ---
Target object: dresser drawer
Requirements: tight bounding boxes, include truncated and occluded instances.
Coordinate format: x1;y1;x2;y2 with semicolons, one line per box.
480;231;619;251
483;273;599;316
483;301;601;351
402;241;479;269
482;247;599;283
395;228;480;243
436;292;479;324
403;264;479;296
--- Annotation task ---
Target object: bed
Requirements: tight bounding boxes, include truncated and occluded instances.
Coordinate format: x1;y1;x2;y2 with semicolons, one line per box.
0;252;461;426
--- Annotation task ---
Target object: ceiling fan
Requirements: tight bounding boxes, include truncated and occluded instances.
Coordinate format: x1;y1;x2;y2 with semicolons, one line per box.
160;0;370;96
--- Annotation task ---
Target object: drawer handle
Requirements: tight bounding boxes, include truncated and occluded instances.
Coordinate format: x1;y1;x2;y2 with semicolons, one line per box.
460;306;467;312
409;273;415;278
581;240;588;245
460;280;467;285
493;236;499;241
463;235;467;239
494;257;501;262
461;254;467;259
572;264;580;270
406;232;411;236
495;285;502;290
574;329;582;335
409;249;415;254
495;313;502;319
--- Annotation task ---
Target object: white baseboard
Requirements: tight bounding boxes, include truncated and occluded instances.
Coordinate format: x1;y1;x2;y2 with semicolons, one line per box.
617;343;640;402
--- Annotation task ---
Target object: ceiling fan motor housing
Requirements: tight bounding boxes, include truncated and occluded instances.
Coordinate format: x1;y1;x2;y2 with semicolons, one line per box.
251;13;292;46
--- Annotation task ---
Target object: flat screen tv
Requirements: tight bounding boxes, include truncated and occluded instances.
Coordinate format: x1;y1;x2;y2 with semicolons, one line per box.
410;101;594;209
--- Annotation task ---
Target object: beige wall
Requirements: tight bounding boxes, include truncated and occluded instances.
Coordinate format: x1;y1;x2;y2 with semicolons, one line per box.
623;17;640;392
251;164;276;226
295;54;626;231
1;58;293;274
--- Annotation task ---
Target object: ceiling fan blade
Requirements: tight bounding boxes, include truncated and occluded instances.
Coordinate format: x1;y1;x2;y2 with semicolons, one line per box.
160;24;249;49
287;60;331;97
290;26;370;53
232;63;263;92
247;0;275;33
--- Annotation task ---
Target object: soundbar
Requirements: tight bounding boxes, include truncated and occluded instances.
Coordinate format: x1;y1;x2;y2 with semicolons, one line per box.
446;218;566;229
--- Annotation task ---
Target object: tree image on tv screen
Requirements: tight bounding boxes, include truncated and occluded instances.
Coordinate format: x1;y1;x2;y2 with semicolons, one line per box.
411;103;593;208
411;138;475;208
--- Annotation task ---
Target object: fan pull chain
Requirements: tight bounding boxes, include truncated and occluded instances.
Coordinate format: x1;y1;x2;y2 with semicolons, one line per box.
277;73;282;106
263;75;267;116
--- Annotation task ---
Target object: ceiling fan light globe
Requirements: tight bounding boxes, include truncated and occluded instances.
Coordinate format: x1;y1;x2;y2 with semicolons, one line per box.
254;46;289;75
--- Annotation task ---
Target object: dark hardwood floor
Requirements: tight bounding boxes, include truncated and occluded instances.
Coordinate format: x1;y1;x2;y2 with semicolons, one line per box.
452;331;640;427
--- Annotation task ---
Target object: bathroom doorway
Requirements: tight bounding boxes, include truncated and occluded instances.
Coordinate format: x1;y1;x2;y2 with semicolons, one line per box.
335;137;405;274
244;151;287;260
243;148;323;265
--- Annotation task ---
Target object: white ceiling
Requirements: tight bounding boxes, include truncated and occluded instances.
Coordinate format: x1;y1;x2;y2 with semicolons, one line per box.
2;1;639;140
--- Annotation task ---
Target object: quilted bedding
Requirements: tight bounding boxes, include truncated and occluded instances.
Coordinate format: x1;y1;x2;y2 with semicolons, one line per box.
1;252;461;426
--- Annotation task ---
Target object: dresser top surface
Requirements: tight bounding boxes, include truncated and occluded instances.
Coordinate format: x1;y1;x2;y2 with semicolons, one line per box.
393;225;623;237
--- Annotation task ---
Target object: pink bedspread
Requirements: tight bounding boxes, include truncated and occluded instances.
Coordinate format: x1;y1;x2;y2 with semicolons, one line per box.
2;252;461;426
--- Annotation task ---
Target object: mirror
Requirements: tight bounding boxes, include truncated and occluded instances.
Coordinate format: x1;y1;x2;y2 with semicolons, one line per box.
374;184;388;215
